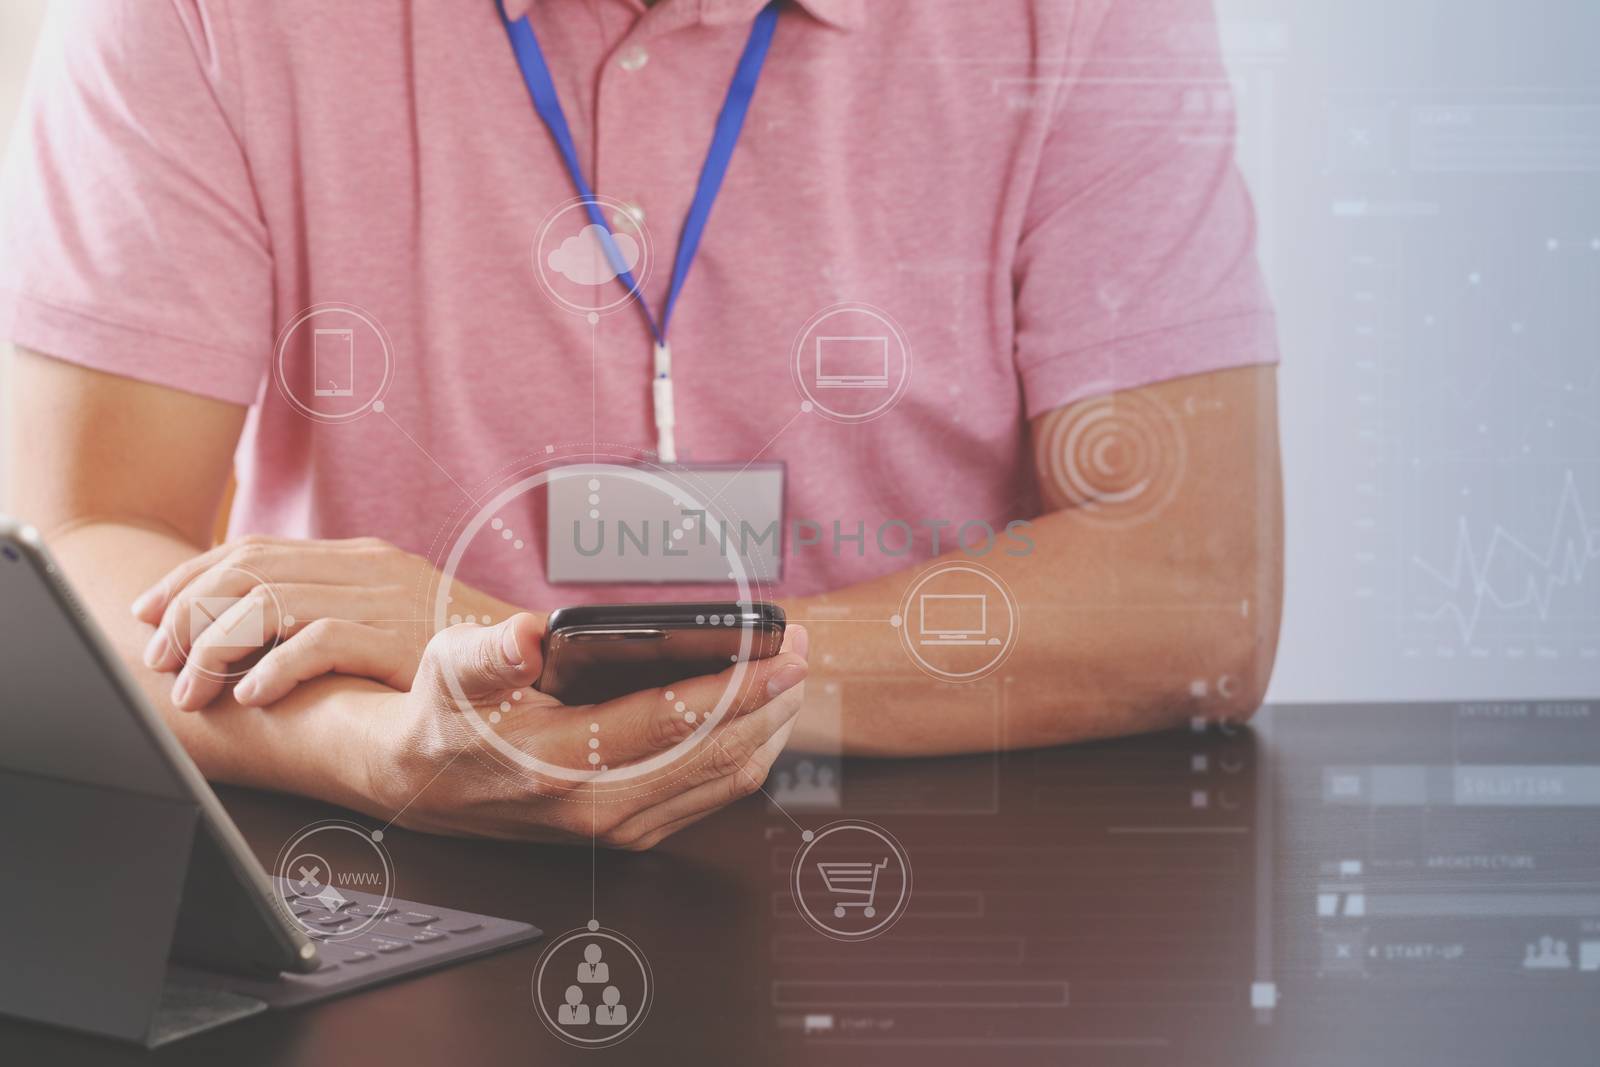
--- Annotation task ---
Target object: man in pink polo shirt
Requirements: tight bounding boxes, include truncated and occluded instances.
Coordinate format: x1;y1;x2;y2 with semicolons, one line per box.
1;0;1281;845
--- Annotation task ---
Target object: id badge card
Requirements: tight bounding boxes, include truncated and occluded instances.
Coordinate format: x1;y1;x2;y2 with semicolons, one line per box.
546;463;786;585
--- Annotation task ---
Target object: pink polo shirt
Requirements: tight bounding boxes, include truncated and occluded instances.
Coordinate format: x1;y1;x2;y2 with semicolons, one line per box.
0;0;1276;608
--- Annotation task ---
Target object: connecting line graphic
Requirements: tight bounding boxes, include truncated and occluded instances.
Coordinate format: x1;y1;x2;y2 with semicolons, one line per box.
703;730;808;835
380;409;481;507
591;781;597;923
378;742;473;834
590;317;599;461
786;617;894;624
703;406;805;509
326;618;434;625
1412;470;1600;644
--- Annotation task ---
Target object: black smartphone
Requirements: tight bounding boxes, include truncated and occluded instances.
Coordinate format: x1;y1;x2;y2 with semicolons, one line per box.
536;601;786;705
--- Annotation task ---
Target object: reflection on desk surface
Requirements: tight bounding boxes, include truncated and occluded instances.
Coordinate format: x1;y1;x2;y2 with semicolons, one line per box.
761;700;1600;1066
1269;699;1600;1067
762;717;1261;1063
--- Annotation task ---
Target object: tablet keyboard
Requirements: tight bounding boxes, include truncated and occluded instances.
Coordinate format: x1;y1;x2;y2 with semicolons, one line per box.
170;879;541;1009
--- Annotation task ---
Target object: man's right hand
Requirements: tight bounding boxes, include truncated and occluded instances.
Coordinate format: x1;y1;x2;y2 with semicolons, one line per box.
360;612;809;850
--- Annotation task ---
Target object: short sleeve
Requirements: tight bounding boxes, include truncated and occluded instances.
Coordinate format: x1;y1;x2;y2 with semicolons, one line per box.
1013;0;1279;418
0;0;270;405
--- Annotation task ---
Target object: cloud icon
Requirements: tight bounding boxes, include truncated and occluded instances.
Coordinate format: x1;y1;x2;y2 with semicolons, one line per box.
547;224;640;286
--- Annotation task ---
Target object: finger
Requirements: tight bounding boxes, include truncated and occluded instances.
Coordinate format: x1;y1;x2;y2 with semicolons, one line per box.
146;553;396;671
172;581;405;707
170;590;275;709
134;536;404;624
233;620;415;707
132;534;347;625
130;541;247;625
603;714;799;850
524;640;808;770
639;628;806;732
654;673;807;796
614;806;719;851
145;567;268;672
160;582;292;687
173;585;299;694
130;544;231;624
422;614;544;700
131;537;291;620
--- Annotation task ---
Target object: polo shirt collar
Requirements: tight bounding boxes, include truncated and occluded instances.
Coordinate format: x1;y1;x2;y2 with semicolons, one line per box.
502;0;864;32
702;0;864;31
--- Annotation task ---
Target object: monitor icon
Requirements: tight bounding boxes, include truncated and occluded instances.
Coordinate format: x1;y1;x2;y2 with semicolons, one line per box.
815;335;889;389
918;593;1000;646
312;327;354;397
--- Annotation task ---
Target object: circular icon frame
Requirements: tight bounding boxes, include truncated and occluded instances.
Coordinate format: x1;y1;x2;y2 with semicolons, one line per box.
791;820;912;942
532;927;653;1049
894;561;1020;682
791;302;913;423
153;562;289;686
272;820;394;942
272;302;395;424
532;195;654;318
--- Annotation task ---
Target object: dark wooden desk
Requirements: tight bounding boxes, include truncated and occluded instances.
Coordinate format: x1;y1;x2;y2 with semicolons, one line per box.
5;702;1599;1065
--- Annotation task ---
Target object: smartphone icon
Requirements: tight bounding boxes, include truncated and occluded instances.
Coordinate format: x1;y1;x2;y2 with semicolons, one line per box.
312;328;354;397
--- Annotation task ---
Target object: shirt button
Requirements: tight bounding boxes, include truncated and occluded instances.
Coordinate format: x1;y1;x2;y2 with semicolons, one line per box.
618;45;649;72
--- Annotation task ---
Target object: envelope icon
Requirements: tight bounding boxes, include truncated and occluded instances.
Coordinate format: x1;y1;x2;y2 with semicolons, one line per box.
190;596;265;648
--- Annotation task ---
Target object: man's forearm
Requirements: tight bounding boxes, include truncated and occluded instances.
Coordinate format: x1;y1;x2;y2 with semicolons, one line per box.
47;519;388;811
783;500;1281;756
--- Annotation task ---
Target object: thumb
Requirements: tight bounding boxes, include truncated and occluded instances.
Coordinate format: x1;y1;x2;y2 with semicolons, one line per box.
433;613;544;699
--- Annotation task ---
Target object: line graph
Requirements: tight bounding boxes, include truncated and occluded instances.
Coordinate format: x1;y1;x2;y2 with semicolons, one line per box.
1412;471;1600;645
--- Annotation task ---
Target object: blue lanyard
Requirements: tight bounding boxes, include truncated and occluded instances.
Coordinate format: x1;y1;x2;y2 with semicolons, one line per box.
497;0;782;346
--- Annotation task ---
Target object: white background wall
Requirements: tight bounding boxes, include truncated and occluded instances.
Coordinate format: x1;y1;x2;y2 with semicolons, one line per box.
1217;0;1599;702
0;0;48;507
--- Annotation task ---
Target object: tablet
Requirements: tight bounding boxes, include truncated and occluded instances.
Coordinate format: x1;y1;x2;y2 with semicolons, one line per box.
0;518;317;976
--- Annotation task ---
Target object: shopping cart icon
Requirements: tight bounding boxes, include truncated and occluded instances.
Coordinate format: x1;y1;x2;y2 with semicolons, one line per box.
816;858;890;919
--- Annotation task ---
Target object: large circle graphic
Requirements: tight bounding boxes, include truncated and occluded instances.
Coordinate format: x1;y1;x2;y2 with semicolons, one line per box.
431;459;770;791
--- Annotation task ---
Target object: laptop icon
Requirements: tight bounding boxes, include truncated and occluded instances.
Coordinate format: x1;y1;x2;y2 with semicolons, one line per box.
918;593;1000;646
815;335;889;389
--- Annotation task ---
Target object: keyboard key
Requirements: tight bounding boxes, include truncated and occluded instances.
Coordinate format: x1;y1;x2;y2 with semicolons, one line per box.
290;904;313;917
412;930;447;945
309;914;354;928
343;950;376;964
439;919;483;934
388;911;439;926
364;936;412;954
313;890;355;911
347;904;395;919
286;885;334;902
